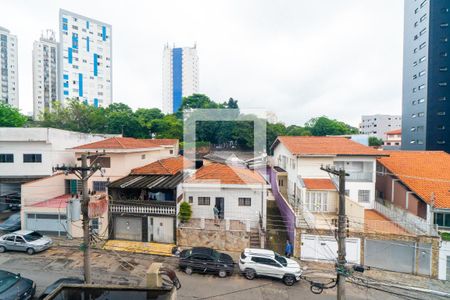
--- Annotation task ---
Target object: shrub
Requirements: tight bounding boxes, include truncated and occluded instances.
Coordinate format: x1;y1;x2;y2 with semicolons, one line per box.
178;202;192;223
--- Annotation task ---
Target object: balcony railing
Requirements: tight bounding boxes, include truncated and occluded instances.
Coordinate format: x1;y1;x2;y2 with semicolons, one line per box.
110;204;176;216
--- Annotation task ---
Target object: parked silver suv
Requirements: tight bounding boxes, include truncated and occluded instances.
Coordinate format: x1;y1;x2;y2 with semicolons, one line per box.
0;230;53;255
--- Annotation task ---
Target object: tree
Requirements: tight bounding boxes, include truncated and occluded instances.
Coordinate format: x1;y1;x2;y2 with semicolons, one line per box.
223;98;239;109
305;116;358;136
369;136;383;147
286;125;311;136
0;102;27;127
180;94;224;111
178;202;192;222
150;115;183;139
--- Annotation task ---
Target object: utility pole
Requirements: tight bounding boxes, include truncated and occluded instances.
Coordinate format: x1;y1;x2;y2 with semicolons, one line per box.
54;152;104;283
321;165;348;300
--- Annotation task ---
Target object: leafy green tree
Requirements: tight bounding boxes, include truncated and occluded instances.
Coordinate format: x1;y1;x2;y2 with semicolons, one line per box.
135;108;164;128
369;136;383;147
223;98;239;109
305;116;358;136
180;94;224;111
267;122;287;152
0;102;27;127
286;125;311;136
150;115;183;139
178;202;192;222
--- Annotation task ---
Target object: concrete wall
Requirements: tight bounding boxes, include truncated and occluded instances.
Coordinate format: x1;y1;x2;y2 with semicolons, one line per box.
439;241;450;280
177;227;249;252
21;173;67;206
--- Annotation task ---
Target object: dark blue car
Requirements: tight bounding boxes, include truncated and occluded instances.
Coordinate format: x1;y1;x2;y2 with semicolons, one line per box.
0;270;35;300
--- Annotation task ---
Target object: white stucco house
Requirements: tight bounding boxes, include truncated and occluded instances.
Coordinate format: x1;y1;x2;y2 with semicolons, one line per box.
181;163;269;229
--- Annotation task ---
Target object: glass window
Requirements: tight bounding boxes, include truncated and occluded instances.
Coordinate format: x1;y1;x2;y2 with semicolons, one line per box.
93;181;107;192
0;154;13;163
358;190;370;203
188;196;193;204
23;154;42;163
198;197;210;206
238;197;251;206
15;236;25;243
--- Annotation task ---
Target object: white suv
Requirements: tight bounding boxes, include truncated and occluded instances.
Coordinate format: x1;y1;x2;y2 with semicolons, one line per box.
238;248;302;286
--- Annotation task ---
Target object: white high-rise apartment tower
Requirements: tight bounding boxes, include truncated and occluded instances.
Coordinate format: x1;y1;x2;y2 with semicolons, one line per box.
0;26;18;108
59;9;112;107
162;44;199;114
33;30;59;119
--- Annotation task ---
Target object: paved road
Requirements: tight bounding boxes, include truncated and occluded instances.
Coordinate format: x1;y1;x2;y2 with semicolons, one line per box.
0;246;404;300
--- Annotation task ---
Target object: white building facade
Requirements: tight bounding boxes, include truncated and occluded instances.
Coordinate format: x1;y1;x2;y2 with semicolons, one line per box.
162;44;199;114
359;114;402;140
33;30;59;120
59;9;112;108
0;26;18;107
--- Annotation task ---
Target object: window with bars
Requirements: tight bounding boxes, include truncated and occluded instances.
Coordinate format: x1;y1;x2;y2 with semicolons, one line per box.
358;190;370;203
198;197;210;205
93;181;107;192
23;154;42;163
238;197;252;206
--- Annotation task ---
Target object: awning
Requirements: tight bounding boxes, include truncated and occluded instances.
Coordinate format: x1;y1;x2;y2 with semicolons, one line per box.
108;172;185;189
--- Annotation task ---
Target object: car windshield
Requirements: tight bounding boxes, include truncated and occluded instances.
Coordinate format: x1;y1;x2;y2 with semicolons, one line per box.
274;253;288;267
0;274;19;293
23;231;43;242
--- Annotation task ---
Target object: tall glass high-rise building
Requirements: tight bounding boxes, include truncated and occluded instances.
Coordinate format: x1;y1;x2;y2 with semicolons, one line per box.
402;0;450;152
162;44;199;114
0;26;18;108
59;9;112;108
33;30;58;120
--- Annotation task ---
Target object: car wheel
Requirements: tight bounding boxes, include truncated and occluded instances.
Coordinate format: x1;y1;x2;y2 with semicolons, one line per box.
283;275;295;286
26;248;35;255
244;268;256;280
185;266;193;275
218;269;227;278
0;246;6;253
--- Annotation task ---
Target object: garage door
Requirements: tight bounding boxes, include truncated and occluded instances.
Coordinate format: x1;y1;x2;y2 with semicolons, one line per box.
114;216;142;241
148;216;174;243
26;213;67;236
301;234;360;264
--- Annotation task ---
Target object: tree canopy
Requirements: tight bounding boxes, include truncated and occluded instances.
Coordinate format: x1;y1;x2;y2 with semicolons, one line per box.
0;102;28;127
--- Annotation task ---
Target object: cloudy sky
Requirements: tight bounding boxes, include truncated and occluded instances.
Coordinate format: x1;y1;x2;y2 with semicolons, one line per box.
3;0;404;126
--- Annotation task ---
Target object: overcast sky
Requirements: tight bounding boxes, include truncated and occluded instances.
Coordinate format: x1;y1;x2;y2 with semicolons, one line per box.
3;0;404;126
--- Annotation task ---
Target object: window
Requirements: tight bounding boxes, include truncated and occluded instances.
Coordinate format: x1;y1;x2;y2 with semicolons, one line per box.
141;154;146;159
420;14;427;22
170;150;174;154
441;52;448;57
91;156;110;168
419;42;426;49
439;82;448;86
238;197;251;206
419;70;426;77
305;192;328;212
15;236;25;244
418;112;425;117
420;0;427;8
434;212;450;228
188;196;193;204
440;67;448;72
420;28;427;36
93;181;107;192
358;190;370;203
345;190;350;196
438;125;446;130
0;154;13;163
438;111;446;116
441;23;449;28
419;56;426;63
198;197;210;206
23;154;42;163
5;236;15;242
418;84;425;90
418;98;425;103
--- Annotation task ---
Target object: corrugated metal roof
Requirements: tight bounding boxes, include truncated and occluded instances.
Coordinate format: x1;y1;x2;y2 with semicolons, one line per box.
108;172;185;189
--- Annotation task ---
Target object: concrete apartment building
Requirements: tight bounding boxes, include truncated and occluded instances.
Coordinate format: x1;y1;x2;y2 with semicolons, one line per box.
0;26;18;108
359;115;402;140
402;0;450;152
33;30;59;119
59;9;112;107
162;44;199;114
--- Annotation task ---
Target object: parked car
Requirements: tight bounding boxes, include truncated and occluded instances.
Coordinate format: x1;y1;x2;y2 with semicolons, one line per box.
0;270;35;300
0;213;21;232
179;247;235;278
0;230;53;255
38;277;84;299
238;248;302;286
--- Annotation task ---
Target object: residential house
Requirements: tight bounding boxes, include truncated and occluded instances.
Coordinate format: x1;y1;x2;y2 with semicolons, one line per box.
0;127;113;209
383;129;402;149
376;151;450;280
107;156;191;244
20;137;178;238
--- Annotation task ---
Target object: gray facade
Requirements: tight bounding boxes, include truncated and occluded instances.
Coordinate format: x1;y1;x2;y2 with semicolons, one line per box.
359;115;402;140
0;26;18;108
402;0;450;152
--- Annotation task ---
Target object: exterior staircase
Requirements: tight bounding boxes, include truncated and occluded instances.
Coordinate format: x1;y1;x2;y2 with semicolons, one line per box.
250;230;260;248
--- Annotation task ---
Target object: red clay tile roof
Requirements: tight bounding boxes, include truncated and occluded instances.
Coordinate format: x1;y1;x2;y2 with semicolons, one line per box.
303;178;336;190
131;156;192;175
73;137;177;150
385;129;401;135
273;136;383;156
187;163;266;185
377;151;450;209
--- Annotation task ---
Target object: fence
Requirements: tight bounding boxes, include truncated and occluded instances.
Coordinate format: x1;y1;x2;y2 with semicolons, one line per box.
110;204;175;216
374;200;438;236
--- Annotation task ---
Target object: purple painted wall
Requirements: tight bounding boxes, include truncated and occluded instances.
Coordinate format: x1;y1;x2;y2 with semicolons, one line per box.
269;167;296;243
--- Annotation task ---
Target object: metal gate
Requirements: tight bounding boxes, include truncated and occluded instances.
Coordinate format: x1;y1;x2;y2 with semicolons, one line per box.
114;216;142;241
148;216;174;243
301;235;360;264
364;239;416;274
26;213;67;236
